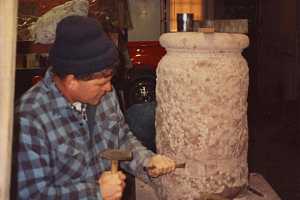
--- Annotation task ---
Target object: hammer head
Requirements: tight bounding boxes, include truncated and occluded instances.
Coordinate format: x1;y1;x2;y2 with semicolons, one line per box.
100;149;132;161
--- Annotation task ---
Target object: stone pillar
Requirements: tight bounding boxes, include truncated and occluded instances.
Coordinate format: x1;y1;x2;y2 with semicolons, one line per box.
0;0;18;199
155;32;249;200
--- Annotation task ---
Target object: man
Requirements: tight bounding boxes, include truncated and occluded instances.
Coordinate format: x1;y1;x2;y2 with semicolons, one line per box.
15;15;175;200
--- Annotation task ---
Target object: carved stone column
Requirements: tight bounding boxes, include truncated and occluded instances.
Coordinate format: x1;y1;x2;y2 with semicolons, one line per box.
155;32;249;200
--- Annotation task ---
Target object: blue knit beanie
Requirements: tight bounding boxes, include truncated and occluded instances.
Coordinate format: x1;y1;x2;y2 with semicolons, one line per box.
49;15;119;76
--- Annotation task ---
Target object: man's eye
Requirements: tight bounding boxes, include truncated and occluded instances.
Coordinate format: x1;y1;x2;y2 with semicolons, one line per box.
96;82;105;87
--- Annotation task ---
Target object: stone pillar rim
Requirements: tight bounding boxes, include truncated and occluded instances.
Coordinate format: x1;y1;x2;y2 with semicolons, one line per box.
159;32;249;51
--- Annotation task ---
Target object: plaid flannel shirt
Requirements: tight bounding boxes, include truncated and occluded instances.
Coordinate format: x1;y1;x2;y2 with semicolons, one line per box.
15;68;154;199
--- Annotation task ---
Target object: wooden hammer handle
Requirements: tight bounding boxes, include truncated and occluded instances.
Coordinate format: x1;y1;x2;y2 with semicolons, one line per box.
111;160;118;173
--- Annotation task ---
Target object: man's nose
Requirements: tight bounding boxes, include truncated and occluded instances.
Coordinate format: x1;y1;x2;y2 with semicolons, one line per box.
104;82;112;92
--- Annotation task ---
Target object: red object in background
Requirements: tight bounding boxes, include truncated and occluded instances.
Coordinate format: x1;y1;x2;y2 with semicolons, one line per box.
31;75;43;85
19;0;70;16
127;41;166;71
125;41;165;107
37;0;69;15
28;40;166;85
19;0;98;18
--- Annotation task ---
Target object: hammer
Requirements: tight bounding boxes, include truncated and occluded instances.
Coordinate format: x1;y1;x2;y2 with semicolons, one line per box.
100;149;132;173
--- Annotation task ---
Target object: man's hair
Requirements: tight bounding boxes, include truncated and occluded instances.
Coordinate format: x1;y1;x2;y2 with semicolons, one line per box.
75;66;116;81
53;61;118;81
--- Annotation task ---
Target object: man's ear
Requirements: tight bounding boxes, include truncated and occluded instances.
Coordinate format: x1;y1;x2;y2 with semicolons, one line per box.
64;74;79;90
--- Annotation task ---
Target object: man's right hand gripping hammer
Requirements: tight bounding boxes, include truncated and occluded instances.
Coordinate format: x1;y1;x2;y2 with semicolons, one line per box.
99;149;132;200
98;170;126;200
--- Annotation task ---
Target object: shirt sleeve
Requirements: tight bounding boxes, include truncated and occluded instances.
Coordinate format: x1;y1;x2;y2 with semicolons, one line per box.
109;90;155;182
17;116;103;200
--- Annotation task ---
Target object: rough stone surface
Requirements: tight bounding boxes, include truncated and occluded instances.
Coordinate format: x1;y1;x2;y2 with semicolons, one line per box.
155;32;249;200
135;173;281;200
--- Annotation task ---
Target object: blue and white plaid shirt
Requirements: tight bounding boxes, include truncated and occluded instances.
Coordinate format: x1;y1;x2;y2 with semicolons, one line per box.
15;68;154;199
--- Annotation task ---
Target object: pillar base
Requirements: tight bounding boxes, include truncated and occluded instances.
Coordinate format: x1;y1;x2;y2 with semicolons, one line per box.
135;173;281;200
235;173;281;200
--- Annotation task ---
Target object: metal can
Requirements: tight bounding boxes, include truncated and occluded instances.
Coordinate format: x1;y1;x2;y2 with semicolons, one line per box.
177;13;194;32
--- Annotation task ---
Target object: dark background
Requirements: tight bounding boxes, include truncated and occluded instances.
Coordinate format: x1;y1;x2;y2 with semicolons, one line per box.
214;0;300;199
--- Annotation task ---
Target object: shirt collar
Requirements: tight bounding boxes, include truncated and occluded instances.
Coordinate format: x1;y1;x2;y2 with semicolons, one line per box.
42;67;74;114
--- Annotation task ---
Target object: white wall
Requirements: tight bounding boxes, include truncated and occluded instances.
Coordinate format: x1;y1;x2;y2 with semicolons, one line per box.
128;0;161;41
0;0;17;199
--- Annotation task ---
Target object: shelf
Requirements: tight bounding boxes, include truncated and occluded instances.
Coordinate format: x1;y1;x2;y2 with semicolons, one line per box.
17;41;51;54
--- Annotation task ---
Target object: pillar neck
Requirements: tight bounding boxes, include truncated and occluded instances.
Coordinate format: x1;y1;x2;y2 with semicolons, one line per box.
159;32;249;52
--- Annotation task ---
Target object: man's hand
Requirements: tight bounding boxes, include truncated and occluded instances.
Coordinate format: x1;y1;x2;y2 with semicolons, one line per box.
99;171;126;200
147;155;176;177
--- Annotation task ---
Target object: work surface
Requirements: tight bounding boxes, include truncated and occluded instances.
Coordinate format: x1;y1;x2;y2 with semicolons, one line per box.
136;173;281;200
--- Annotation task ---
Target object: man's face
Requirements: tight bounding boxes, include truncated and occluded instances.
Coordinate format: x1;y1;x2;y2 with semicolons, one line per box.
72;69;113;105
